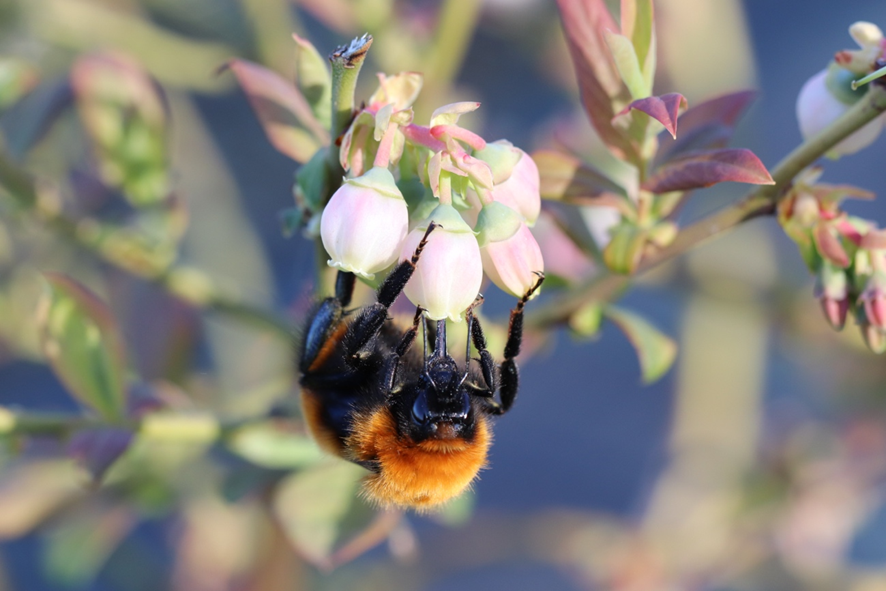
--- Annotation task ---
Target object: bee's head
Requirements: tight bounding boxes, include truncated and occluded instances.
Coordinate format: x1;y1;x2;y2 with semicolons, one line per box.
395;353;470;442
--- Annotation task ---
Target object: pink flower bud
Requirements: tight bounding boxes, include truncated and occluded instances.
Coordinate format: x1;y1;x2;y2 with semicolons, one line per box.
400;204;482;321
474;201;544;297
465;142;541;227
815;261;849;330
796;68;883;156
320;166;408;279
480;222;545;298
860;322;886;354
860;271;886;329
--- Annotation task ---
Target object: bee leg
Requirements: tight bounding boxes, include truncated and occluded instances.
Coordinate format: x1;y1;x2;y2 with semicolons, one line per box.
466;303;496;395
299;271;358;374
493;272;545;415
343;223;437;360
384;306;424;394
335;271;356;307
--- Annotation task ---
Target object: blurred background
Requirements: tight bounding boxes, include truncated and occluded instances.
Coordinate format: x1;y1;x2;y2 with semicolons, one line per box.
2;0;886;590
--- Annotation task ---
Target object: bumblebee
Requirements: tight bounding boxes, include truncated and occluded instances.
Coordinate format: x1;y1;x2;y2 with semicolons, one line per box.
298;224;544;510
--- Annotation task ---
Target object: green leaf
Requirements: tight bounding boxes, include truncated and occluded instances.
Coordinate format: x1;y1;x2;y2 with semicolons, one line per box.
278;207;304;238
39;275;128;420
603;30;648;99
604;305;677;383
228;422;324;469
569;301;603;338
620;0;655;89
294;147;329;212
602;224;647;274
0;58;38;110
44;504;133;587
293;34;332;129
273;462;364;566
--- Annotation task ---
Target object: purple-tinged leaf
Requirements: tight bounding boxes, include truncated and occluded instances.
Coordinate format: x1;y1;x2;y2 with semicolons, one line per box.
39;275;128;420
813;222;850;268
604;305;677;383
615;93;687;138
67;427;133;483
555;0;637;161
676;90;755;133
534;149;628;202
657;91;755;161
644;148;774;194
228;59;329;163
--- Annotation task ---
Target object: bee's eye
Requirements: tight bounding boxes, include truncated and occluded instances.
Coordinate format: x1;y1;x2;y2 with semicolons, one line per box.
411;392;431;425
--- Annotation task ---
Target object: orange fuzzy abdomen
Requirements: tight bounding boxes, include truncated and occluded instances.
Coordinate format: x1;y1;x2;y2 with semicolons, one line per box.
347;408;491;510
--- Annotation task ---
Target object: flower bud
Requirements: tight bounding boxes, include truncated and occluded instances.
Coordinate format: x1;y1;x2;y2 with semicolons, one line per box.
859;271;886;329
475;201;544;298
468;142;541;226
860;322;886;354
796;67;883;156
320;166;408;279
400;204;482;322
815;261;850;330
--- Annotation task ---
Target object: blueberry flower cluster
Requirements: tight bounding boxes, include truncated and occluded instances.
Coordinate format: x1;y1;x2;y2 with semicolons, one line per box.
779;168;886;352
320;74;544;320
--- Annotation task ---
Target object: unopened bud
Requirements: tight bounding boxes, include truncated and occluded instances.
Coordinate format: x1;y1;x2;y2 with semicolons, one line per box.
859;271;886;329
796;67;883;156
320;166;408;279
400;204;482;322
815;261;850;330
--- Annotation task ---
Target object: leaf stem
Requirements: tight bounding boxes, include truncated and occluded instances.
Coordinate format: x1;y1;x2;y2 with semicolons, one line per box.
527;84;886;328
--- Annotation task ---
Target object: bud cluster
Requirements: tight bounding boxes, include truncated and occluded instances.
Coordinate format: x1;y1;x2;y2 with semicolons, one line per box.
319;74;544;320
779;168;886;352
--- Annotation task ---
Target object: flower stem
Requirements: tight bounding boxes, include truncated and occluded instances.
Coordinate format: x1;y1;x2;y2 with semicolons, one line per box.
527;84;886;329
328;34;373;174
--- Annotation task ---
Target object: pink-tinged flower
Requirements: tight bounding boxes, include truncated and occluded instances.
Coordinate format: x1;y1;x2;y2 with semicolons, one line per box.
320;166;408;279
481;223;544;298
859;271;886;329
796;67;883;156
475;201;544;298
466;142;541;227
400;204;482;322
815;262;850;331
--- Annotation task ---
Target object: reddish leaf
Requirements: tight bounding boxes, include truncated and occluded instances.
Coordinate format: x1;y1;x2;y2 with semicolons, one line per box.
675;90;755;133
643;148;774;194
227;59;329;163
615;93;687;138
813;222;850;268
657;91;756;161
555;0;636;161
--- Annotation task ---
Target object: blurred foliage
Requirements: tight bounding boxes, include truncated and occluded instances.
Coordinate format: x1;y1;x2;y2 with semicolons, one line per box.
0;0;884;591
